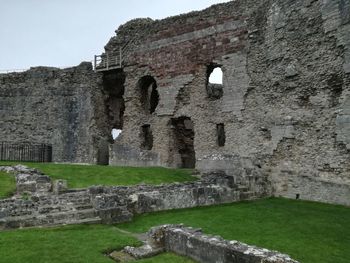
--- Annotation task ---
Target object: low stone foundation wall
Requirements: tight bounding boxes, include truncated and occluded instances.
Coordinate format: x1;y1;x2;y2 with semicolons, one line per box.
89;171;270;224
119;225;299;263
0;166;270;230
0;165;100;229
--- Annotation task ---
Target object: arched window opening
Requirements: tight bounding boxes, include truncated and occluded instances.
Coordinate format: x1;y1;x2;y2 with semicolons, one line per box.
206;64;223;100
111;128;122;140
209;67;223;84
138;76;159;114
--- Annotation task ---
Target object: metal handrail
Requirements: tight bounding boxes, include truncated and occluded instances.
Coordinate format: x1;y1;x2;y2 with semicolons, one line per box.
94;37;136;72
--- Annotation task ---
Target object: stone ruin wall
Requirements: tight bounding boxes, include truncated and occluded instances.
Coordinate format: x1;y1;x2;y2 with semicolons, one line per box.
0;166;269;230
121;224;299;263
106;0;350;205
0;63;110;164
0;0;349;206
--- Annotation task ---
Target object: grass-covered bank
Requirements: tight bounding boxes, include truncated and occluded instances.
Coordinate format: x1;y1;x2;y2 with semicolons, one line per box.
0;162;196;188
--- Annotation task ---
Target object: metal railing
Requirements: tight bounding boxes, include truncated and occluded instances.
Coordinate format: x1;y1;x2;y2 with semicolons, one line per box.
0;142;53;163
94;47;122;72
94;38;136;72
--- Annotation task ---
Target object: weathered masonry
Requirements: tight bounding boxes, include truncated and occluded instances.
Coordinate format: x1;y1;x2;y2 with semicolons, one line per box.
0;63;109;164
0;0;349;206
0;165;269;230
118;225;299;263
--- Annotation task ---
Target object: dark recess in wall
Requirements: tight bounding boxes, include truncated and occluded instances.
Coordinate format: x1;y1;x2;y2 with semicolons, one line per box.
171;117;196;168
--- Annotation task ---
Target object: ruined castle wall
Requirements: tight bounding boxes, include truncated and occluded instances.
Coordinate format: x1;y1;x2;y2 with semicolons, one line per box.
108;0;350;205
0;63;109;163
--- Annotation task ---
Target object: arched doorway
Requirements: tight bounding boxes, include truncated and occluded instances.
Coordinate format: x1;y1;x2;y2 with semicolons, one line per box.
170;117;196;168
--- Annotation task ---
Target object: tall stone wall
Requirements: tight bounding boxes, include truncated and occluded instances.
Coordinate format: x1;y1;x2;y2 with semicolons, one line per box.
0;63;109;163
106;0;350;205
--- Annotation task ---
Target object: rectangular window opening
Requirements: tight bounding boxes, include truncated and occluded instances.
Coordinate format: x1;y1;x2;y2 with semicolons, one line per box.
141;124;153;150
217;123;226;147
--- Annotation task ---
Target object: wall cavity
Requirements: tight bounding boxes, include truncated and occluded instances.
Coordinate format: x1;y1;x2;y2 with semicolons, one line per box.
170;117;196;168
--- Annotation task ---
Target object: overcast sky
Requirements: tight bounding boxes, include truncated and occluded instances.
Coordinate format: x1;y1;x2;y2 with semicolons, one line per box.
0;0;230;71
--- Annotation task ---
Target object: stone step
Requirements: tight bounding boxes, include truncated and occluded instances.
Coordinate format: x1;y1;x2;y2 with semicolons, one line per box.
53;217;102;226
37;204;93;214
40;197;92;207
124;244;164;259
109;250;136;262
46;209;97;221
1;209;99;229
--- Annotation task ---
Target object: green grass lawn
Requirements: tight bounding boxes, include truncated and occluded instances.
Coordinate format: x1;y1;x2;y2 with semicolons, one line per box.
0;224;193;263
0;198;348;263
119;198;350;263
0;171;16;199
0;162;196;188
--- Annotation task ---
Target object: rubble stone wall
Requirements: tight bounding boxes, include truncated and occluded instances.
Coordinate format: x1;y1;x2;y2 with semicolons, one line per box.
141;225;299;263
0;63;108;163
105;0;350;205
0;166;269;229
90;172;270;224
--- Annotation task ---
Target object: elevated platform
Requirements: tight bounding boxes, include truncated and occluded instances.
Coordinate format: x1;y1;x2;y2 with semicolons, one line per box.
94;48;122;72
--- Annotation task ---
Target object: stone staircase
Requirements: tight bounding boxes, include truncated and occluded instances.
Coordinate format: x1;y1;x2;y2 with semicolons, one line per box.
0;190;101;229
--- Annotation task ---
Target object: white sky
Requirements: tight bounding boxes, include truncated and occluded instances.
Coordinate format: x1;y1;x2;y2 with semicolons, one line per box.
209;68;223;84
0;0;230;70
112;128;122;140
